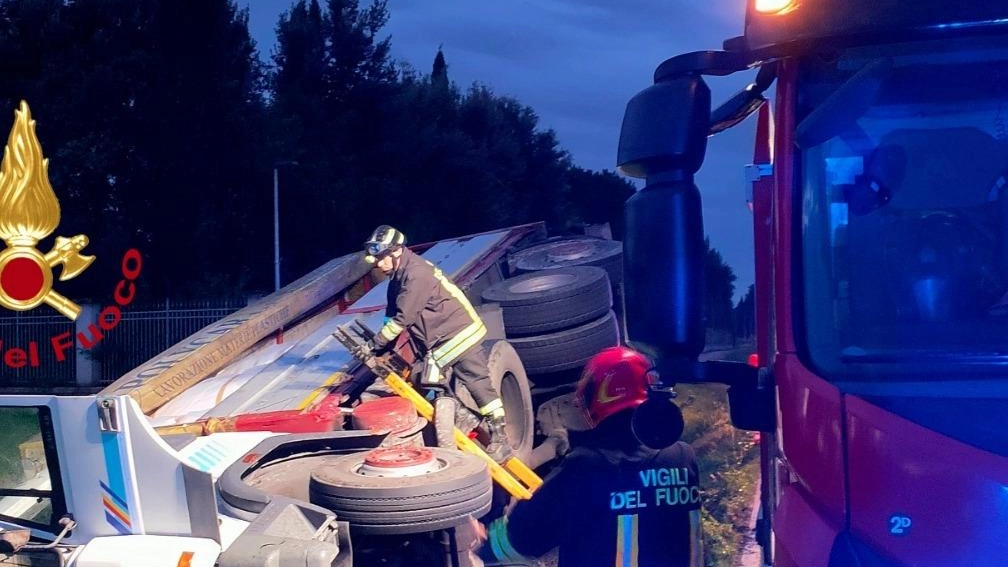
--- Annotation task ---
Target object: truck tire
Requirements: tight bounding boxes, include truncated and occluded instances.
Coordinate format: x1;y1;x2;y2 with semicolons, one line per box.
310;448;488;499
455;340;534;462
309;448;493;535
317;479;490;512
330;492;493;535
219;431;385;516
509;311;620;375
329;491;493;529
511;237;623;287
481;266;612;336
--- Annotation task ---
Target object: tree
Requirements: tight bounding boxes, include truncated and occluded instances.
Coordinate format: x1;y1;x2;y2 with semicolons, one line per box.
704;238;736;332
0;0;641;301
439;84;571;236
0;0;269;298
269;33;573;278
324;0;395;101
0;0;152;298
566;167;636;239
136;0;268;296
431;47;448;89
734;284;755;338
269;0;400;281
270;0;327;154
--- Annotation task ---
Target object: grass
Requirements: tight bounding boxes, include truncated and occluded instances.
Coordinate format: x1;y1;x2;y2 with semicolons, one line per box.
678;383;730;443
675;343;762;567
697;432;760;567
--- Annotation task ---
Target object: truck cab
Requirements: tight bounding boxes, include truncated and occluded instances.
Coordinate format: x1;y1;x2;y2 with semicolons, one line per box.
0;226;534;566
619;2;1008;565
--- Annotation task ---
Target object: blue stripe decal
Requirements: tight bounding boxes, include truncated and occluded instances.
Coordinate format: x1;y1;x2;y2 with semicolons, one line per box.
104;511;130;535
200;451;221;466
100;432;126;502
621;515;633;566
98;480;127;509
189;452;215;471
202;443;227;459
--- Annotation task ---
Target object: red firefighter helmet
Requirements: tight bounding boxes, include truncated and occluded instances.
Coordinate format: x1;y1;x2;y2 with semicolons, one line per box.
576;346;654;427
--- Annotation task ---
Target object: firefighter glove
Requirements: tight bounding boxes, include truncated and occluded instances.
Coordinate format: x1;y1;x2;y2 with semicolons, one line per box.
349;340;376;360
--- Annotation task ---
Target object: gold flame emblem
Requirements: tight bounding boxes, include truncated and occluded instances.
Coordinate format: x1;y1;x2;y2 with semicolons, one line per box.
0;101;94;320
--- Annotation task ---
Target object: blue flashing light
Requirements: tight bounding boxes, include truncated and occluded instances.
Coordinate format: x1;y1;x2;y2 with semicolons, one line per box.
929;18;1008;31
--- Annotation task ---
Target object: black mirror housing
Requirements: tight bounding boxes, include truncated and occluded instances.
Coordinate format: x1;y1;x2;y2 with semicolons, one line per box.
727;367;776;432
617;77;711;179
650;359;776;432
620;74;711;363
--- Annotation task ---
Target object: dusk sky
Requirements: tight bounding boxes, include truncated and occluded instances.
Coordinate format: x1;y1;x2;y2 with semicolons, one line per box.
243;1;758;300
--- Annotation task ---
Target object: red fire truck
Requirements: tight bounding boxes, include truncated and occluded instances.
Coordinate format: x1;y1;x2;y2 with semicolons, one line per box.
618;2;1008;566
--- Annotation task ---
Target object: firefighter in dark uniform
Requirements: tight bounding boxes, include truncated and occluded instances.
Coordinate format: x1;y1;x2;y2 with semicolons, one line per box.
362;225;512;463
482;346;703;567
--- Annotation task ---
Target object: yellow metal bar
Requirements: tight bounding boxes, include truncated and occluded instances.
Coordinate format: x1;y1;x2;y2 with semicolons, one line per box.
505;457;544;492
296;371;348;411
383;372;541;500
453;427;533;500
153;422;206;437
383;372;436;418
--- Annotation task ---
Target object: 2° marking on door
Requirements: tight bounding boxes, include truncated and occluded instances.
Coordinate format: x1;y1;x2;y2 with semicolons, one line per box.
889;514;911;536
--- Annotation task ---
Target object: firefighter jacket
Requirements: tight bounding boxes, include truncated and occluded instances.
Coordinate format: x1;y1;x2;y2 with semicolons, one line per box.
372;247;486;367
489;439;701;567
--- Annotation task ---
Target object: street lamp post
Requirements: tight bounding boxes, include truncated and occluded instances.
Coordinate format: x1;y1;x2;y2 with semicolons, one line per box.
273;161;299;292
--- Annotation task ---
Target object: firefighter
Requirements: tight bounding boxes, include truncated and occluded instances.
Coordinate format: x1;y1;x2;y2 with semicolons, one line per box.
480;346;703;567
362;225;512;463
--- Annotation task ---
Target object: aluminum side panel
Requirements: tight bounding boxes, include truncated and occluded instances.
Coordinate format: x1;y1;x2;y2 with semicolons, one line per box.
150;230;513;423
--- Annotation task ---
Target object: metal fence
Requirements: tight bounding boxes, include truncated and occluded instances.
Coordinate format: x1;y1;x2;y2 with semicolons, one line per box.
0;298;247;388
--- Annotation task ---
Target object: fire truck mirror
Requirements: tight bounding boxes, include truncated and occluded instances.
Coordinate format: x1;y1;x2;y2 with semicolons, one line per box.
727;376;776;432
710;86;767;136
624;178;706;362
619;73;711;364
619;74;709;364
617;76;711;179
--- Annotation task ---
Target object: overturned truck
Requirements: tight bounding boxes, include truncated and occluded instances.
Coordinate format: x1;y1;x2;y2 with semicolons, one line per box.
0;219;626;566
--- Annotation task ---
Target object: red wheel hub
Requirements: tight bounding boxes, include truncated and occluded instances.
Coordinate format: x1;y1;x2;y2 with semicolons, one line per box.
363;447;435;468
357;446;442;478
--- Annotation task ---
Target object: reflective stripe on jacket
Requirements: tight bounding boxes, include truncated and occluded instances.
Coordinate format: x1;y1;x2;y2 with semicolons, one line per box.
504;440;701;567
373;247;486;363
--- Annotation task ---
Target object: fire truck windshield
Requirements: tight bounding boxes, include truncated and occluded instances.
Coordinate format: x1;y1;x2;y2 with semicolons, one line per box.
799;36;1008;378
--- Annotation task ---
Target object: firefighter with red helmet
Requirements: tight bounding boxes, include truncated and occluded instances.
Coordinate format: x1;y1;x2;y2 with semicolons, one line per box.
481;346;703;567
362;225;512;463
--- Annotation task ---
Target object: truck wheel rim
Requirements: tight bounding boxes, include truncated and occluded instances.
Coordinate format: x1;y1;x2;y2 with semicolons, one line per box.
499;370;528;452
508;272;576;293
546;241;594;262
357;447;443;477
